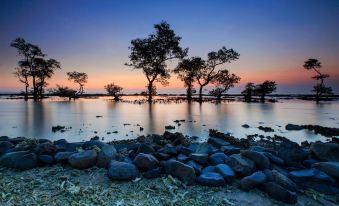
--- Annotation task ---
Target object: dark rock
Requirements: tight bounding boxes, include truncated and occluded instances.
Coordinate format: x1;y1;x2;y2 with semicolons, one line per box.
202;166;216;174
197;172;225;187
52;125;65;132
97;144;117;168
165;125;175;130
68;150;97;169
225;154;256;176
179;146;194;156
163;144;177;155
207;137;230;148
271;164;289;177
186;160;202;174
163;160;196;184
195;143;214;155
310;142;339;162
190;153;208;164
155;152;171;160
54;152;73;163
263;169;273;181
313;162;339;181
8;137;27;144
241;150;270;170
209;152;228;166
133;153;159;171
0;141;14;156
240;171;267;191
35;142;57;155
249;146;266;152
38;155;55;165
177;153;188;162
284;161;306;171
114;143;140;152
221;145;240;155
0;136;10;141
258;126;274;132
264;152;284;165
272;170;298;192
278;140;308;162
82;140;106;150
108;160;140;180
143;167;162;179
242;124;250;128
0;151;37;170
90;136;100;141
215;164;235;182
303;159;318;168
262;182;297;204
136;144;155;155
285;124;303;131
163;131;187;146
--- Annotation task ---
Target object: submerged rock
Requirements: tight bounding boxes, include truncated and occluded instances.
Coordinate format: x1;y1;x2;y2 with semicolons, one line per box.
262;182;297;204
197;172;225;187
163;160;196;185
133;153;159;171
310;142;339;162
225;154;256;176
108;160;140;181
241;150;270;170
68;150;97;169
240;171;267;191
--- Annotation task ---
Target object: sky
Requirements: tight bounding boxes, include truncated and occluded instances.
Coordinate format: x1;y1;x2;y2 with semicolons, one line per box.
0;0;338;94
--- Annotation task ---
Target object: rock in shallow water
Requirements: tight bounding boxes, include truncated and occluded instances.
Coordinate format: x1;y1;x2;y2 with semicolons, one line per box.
285;124;303;131
240;171;267;191
133;153;159;171
108;160;140;180
163;160;196;185
68;150;97;169
197;172;225;187
261;182;297;204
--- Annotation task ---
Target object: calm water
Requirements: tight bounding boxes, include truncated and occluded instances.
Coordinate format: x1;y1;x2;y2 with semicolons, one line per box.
0;96;338;143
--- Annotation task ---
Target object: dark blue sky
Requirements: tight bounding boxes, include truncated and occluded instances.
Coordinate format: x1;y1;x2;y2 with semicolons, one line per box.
0;0;338;94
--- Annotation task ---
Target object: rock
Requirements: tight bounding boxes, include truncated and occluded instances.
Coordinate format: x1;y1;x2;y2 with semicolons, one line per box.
241;150;270;170
263;169;273;181
197;172;225;187
303;158;318;167
179;146;194;156
163;144;177;155
155;152;171;160
195;143;214;155
289;168;339;195
221;145;240;155
261;182;297;204
0;141;14;156
278;140;308;162
249;146;266;152
202;166;216;173
271;170;298;192
133;153;159;171
242;124;250;128
54;152;73;163
285;124;303;131
190;153;208;164
310;142;339;162
240;171;267;191
225;154;256;176
35;142;57;155
82;140;106;150
258;126;274;132
186;160;202;174
207;137;230;148
143;167;162;179
215;164;235;182
38;155;55;165
9;137;27;144
209;152;228;166
0;151;37;170
108;160;140;181
165;125;175;130
313;162;339;181
264;152;284;165
271;164;289;177
68;150;97;169
136;144;155;155
163;160;196;185
177;153;188;162
97;144;117;168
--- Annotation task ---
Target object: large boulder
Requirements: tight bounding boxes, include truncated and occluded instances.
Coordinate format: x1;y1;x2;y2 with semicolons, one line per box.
0;141;14;156
261;182;297;204
108;160;139;180
186;160;202;174
0;151;37;170
289;168;339;195
209;152;228;166
97;144;117;168
240;171;267;191
271;170;298;192
34;142;56;155
215;164;235;182
82;140;106;150
163;160;196;185
133;153;159;171
195;143;215;155
68;150;97;169
197;172;225;187
190;153;208;164
264;152;284;165
241;150;270;170
207;137;230;148
278;140;308;162
285;124;303;131
225;154;256;176
143;167;162;179
136;144;155;155
54;152;73;163
313;162;339;181
38;155;55;165
310;142;339;162
221;145;240;155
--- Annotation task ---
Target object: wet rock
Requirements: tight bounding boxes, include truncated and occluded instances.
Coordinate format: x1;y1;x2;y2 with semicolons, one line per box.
38;155;55;165
264;152;284;165
310;142;339;162
313;162;339;181
242;124;250;128
303;158;318;167
202;166;216;174
209;152;229;165
155;152;171;160
68;150;97;169
271;164;289;177
258;126;274;132
35;142;57;155
163;160;196;185
82;140;106;150
271;170;298;192
52;125;65;133
179;146;194;156
97;144;117;168
215;164;235;182
197;172;225;187
278;140;308;162
165;125;175;130
241;150;270;170
289;168;339;195
54;152;73;163
240;171;267;191
108;160;140;181
133;153;159;171
163;144;177;155
163;132;187;146
285;124;303;131
0;151;37;170
136;144;155;155
225;154;256;176
262;182;297;204
221;145;240;155
143;167;162;179
190;153;208;164
207;137;230;148
263;169;273;181
177;153;188;162
195;143;214;155
0;141;14;156
186;160;202;174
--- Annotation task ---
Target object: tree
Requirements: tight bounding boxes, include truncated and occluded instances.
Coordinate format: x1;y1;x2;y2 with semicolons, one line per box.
303;58;332;102
255;80;277;102
196;47;239;102
104;83;123;101
209;69;240;101
126;21;187;103
174;57;205;102
67;71;88;95
49;85;77;101
13;65;30;101
241;82;255;102
11;38;45;101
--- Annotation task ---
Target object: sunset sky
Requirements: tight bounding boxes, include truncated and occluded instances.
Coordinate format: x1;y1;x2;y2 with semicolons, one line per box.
0;0;338;94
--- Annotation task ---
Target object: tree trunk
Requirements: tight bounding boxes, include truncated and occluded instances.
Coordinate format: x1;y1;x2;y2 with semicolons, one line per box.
198;86;203;103
217;94;222;101
147;82;153;103
32;75;37;101
24;85;28;101
261;94;265;103
187;86;192;102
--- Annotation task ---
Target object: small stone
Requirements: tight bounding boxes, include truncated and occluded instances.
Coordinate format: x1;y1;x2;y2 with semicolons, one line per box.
54;152;73;163
285;124;303;131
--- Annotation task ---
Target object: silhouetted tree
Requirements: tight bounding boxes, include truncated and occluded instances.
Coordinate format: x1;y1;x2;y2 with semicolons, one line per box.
209;69;240;101
303;58;333;103
105;83;123;101
126;21;187;103
67;71;88;95
241;82;255;102
13;65;30;101
255;80;277;102
174;57;205;102
11;38;45;101
196;47;239;102
50;85;77;101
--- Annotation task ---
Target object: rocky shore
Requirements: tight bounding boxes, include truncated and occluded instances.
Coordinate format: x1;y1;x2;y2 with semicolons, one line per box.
1;128;339;205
